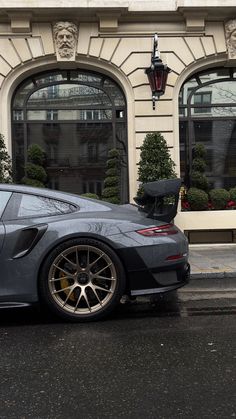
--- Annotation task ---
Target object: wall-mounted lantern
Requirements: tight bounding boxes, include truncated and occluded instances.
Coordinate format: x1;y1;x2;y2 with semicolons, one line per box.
145;34;171;110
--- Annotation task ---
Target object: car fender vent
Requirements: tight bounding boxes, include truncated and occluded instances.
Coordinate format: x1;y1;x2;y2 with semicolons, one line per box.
13;224;48;258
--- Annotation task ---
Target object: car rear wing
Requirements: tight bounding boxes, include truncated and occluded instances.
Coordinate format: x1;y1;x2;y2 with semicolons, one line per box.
134;178;182;222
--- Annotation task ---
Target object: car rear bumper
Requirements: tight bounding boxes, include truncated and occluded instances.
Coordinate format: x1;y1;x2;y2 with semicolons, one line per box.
117;245;190;295
129;263;190;296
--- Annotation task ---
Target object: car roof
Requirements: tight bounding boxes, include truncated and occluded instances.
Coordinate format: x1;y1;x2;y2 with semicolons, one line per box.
0;183;86;205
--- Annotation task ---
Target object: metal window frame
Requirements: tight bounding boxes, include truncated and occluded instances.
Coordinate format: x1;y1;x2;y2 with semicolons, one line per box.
179;67;236;186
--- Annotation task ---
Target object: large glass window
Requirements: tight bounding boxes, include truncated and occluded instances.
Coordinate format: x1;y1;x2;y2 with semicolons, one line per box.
179;68;236;189
12;70;128;202
0;191;12;217
15;193;76;219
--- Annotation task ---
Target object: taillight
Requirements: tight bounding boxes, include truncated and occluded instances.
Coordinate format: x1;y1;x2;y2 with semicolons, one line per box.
166;254;185;261
136;223;178;237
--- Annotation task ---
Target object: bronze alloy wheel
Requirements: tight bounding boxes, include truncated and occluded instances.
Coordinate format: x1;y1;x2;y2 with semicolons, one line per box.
40;239;126;321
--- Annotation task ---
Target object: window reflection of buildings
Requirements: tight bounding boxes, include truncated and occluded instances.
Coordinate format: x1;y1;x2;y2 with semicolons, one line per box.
12;72;127;199
179;72;236;189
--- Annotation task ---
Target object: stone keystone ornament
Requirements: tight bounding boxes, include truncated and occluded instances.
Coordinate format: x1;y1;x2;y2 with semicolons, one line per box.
225;19;236;59
53;21;78;61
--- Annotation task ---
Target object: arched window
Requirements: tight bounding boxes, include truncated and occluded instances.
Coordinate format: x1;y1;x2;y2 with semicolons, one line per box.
179;67;236;189
12;70;128;201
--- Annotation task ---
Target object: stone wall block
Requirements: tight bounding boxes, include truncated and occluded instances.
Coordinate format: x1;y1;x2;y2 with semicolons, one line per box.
77;23;98;55
135;99;173;117
99;38;120;61
32;23;54;55
201;36;216;56
161;85;174;100
205;22;226;54
166;70;178;87
134;83;173;101
185;37;205;60
135;115;174;132
165;52;185;74
0;57;11;76
121;52;150;75
89;37;103;57
0;75;4;88
27;37;43;58
159;37;193;66
136;147;141;166
11;38;32;62
133;84;150;100
0;39;20;67
128;68;148;87
111;37;151;67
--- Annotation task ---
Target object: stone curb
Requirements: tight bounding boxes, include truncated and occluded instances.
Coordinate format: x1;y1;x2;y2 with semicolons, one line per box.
183;274;236;294
190;271;236;280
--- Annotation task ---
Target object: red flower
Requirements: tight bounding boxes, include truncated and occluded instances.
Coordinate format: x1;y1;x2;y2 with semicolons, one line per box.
227;200;236;208
182;201;190;210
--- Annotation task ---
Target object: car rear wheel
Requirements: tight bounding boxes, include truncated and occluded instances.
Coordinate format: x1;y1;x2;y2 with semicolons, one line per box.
39;238;126;322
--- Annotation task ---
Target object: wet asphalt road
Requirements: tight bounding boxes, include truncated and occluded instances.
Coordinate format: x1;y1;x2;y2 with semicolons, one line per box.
0;293;236;419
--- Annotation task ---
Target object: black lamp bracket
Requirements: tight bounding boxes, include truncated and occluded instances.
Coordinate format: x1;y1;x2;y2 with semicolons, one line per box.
152;33;160;65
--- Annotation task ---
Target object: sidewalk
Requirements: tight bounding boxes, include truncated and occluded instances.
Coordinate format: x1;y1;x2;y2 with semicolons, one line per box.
189;244;236;279
182;244;236;295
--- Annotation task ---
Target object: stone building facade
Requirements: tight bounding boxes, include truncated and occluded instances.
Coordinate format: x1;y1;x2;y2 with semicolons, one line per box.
0;1;236;242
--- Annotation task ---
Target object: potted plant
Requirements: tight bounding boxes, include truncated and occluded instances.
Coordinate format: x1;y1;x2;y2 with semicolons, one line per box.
21;144;47;188
0;134;12;183
102;148;121;204
136;132;177;196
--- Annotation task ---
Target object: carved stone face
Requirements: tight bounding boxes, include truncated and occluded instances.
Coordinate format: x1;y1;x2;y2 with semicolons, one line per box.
53;22;78;60
56;28;75;56
229;29;236;50
225;19;236;58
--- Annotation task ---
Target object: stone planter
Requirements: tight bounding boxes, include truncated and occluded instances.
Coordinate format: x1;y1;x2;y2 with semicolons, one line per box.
175;210;236;243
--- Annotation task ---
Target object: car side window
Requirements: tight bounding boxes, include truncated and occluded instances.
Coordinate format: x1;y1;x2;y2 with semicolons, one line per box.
0;191;12;218
3;192;77;220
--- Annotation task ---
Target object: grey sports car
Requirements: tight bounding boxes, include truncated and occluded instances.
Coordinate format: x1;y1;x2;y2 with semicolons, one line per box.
0;180;190;322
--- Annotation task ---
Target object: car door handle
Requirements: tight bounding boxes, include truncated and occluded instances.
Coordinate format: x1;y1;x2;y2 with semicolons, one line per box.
13;224;48;259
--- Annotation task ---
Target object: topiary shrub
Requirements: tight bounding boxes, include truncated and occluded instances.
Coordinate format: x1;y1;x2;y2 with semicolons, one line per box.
193;143;206;159
104;177;118;187
137;132;176;186
191;171;209;191
135;131;177;201
102;148;121;204
21;144;47;188
22;178;46;188
186;188;209;211
209;188;230;210
229;187;236;202
105;167;118;177
24;163;47;183
0;134;12;183
190;143;209;192
192;158;206;172
27;144;46;166
102;186;119;198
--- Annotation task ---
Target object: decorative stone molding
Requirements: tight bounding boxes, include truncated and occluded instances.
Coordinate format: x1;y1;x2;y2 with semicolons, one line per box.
182;12;207;32
8;12;32;33
53;21;78;61
97;13;120;32
225;19;236;59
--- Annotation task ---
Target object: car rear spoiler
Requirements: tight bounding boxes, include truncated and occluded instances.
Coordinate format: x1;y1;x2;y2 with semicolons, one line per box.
134;178;182;222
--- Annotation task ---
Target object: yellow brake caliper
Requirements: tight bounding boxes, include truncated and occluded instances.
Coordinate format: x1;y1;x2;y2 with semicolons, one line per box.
59;272;76;302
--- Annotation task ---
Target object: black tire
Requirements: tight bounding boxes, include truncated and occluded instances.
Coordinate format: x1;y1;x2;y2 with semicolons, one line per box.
39;238;126;322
